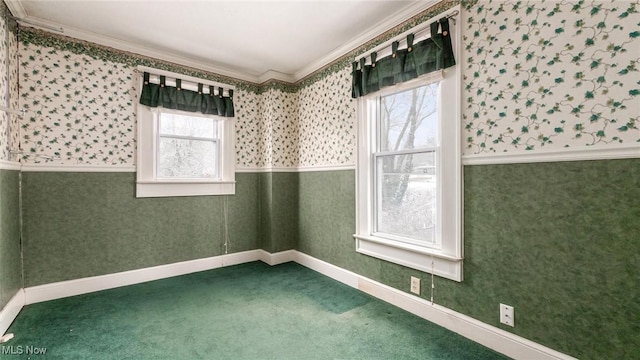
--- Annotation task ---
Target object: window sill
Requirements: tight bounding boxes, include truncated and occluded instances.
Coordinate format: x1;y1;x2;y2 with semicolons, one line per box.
136;181;235;198
353;234;463;282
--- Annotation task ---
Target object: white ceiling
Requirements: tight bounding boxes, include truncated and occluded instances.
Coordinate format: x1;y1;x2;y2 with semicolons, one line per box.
8;0;431;83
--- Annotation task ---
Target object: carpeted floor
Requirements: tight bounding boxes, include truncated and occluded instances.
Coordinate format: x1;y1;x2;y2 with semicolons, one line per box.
1;262;509;359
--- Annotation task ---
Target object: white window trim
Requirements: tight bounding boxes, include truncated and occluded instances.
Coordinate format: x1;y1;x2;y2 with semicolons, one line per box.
353;14;463;282
136;71;235;198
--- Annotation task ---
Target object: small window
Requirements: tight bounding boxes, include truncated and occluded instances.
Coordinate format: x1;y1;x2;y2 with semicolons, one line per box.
157;113;220;179
137;105;235;198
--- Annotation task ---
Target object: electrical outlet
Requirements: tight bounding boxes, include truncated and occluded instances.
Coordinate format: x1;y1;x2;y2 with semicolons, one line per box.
410;276;420;295
500;303;514;327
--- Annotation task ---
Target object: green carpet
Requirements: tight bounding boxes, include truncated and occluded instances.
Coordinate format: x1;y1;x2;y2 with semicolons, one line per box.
2;262;509;359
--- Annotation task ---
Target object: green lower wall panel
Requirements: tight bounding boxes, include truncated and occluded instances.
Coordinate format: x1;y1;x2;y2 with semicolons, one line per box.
0;169;21;310
297;160;640;360
21;172;260;287
259;172;299;253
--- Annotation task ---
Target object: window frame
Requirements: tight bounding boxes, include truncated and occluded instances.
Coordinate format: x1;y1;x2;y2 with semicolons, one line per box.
354;40;462;281
372;83;441;247
136;100;235;198
156;111;221;180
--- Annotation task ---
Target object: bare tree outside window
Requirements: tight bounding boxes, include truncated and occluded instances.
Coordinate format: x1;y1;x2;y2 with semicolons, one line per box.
157;113;219;178
375;83;439;244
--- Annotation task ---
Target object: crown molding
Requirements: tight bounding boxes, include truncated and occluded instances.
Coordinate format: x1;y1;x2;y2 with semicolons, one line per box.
4;0;26;18
258;70;296;84
15;16;261;84
12;2;442;85
292;0;438;82
11;1;439;85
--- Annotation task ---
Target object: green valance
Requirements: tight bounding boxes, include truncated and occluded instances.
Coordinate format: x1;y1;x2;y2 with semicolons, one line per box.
139;72;234;117
352;17;455;98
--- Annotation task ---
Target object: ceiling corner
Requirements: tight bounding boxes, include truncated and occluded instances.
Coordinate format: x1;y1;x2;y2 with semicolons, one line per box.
4;0;27;18
258;70;296;84
292;0;439;82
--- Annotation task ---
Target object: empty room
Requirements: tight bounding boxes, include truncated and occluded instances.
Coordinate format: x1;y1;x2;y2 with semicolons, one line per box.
0;0;638;359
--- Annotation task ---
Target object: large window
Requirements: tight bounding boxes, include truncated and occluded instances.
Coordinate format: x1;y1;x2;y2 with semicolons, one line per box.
375;84;439;246
355;69;462;281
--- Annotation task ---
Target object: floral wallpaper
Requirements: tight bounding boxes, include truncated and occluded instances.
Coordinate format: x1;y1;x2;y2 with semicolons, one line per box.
8;20;19;162
0;14;8;161
17;42;264;167
19;43;136;164
234;89;263;168
297;65;355;167
261;88;299;168
226;86;301;169
14;0;638;167
0;8;20;164
257;90;272;168
13;1;457;169
20;29;256;93
462;0;640;153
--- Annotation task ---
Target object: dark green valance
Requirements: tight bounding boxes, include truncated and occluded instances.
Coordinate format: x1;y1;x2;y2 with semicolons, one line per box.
139;72;234;117
352;17;455;98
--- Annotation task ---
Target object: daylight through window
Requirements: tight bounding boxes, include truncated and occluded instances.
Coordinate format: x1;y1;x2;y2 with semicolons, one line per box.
136;68;235;198
157;113;220;179
354;12;462;281
375;84;440;247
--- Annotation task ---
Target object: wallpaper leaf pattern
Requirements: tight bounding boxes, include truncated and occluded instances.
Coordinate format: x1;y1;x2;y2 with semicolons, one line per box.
14;0;639;166
260;89;299;168
9;22;19;161
234;89;263;168
298;66;355;167
19;44;136;164
462;0;640;153
0;6;19;163
0;13;8;161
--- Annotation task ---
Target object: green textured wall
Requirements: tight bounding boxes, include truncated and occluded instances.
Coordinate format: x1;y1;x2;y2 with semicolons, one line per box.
0;170;21;309
259;172;299;253
296;160;640;360
21;172;260;287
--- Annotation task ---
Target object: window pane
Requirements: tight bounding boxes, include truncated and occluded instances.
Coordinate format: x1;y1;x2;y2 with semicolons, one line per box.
379;83;438;152
375;151;436;244
158;137;217;178
159;113;217;138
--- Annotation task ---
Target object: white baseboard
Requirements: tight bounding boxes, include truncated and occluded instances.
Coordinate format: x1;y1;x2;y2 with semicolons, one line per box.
0;290;25;336
258;249;296;265
6;249;574;359
24;250;262;305
294;252;359;288
292;252;576;360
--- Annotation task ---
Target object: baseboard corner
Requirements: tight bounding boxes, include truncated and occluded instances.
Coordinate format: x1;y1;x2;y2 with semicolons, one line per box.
0;290;25;336
258;249;296;266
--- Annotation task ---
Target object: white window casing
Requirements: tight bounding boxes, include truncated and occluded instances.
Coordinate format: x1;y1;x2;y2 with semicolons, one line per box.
353;11;462;282
135;69;235;198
